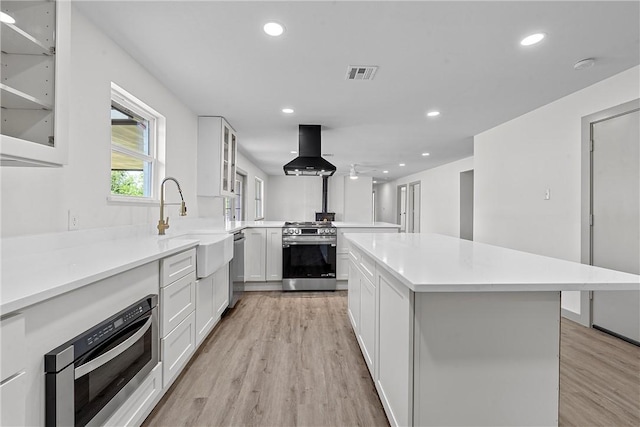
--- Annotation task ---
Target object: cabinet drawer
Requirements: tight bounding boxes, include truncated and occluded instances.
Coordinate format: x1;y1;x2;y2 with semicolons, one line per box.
104;363;161;427
0;313;25;381
161;312;195;388
161;249;196;287
359;253;376;283
160;272;196;337
0;370;26;427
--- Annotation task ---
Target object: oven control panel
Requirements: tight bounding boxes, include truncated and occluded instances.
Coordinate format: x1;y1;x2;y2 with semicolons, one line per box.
283;227;336;235
85;304;145;347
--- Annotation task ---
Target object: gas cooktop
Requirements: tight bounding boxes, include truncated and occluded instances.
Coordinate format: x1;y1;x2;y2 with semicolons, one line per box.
283;221;334;228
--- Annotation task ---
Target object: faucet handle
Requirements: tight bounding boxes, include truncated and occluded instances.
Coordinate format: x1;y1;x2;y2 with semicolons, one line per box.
165;217;170;227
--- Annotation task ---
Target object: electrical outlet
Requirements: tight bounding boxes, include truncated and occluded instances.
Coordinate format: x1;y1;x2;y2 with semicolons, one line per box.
544;188;551;200
68;210;79;230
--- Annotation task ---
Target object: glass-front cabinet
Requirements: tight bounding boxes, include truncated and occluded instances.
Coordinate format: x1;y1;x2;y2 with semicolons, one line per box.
197;116;237;198
1;0;70;166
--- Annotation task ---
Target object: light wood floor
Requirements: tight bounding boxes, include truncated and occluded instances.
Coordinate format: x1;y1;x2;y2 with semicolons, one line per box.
144;291;388;427
559;317;640;426
144;292;640;427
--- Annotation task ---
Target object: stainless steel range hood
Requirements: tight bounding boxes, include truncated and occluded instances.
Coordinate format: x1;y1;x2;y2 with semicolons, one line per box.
283;125;336;176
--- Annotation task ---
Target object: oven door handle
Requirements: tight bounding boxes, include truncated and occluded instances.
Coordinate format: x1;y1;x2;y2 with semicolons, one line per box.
74;316;153;379
282;241;337;246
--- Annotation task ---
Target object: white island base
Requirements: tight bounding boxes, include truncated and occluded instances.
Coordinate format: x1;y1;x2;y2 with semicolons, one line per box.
346;233;639;427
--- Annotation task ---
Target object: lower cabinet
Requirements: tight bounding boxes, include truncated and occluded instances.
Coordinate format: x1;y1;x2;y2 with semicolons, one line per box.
347;258;361;330
347;243;413;427
161;312;195;388
359;274;376;374
195;263;229;347
160;272;196;337
245;228;266;281
0;371;26;426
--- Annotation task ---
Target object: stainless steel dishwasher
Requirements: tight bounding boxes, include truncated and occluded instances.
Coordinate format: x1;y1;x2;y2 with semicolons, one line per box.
227;231;245;309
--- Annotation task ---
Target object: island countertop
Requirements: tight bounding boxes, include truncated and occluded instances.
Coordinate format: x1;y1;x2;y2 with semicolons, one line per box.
345;233;640;292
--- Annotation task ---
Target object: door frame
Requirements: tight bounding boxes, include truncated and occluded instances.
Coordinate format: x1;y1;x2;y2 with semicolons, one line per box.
408;181;421;233
576;99;640;326
397;184;407;232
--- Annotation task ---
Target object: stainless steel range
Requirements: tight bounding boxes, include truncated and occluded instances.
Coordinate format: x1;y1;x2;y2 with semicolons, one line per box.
282;221;337;291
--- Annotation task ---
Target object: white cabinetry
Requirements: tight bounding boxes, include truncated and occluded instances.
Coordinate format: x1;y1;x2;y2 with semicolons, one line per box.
376;268;413;427
245;228;266;281
0;313;26;426
266;228;283;281
160;249;196;388
347;243;413;427
197;116;237;197
244;227;283;282
196;263;229;347
0;0;70;166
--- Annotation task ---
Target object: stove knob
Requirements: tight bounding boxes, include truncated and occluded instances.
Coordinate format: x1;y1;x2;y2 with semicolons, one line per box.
330;229;336;234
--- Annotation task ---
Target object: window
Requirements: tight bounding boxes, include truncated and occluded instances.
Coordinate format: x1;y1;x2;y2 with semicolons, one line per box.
255;177;264;219
109;83;165;202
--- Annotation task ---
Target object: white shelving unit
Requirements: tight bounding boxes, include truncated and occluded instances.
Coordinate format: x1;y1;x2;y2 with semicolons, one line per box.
1;0;70;166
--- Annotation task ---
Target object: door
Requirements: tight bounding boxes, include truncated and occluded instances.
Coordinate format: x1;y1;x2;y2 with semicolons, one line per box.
408;181;421;233
397;185;407;232
460;170;474;241
591;108;640;343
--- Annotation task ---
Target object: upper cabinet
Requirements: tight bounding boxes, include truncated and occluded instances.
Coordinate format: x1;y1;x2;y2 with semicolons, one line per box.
1;0;70;167
197;116;237;198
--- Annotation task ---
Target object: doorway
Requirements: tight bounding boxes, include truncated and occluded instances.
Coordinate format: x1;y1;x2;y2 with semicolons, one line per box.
408;181;421;233
460;170;474;240
397;184;407;232
589;105;639;344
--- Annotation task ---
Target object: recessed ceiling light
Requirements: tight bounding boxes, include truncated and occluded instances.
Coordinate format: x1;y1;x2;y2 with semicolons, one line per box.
0;12;15;24
373;180;377;184
290;150;297;154
282;108;294;114
383;170;389;174
264;22;285;37
520;33;545;46
422;152;430;156
427;111;440;117
574;58;596;71
399;163;405;167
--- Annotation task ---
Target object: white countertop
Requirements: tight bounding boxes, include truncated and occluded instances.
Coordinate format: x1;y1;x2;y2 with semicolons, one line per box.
345;233;640;292
333;221;400;228
0;220;403;314
224;220;400;232
0;234;203;314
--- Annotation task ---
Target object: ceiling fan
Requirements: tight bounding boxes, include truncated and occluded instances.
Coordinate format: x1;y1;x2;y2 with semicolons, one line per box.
348;163;377;180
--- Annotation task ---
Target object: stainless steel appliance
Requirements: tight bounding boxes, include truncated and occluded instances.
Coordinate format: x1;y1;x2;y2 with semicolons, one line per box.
282;221;337;291
228;231;245;309
45;295;158;427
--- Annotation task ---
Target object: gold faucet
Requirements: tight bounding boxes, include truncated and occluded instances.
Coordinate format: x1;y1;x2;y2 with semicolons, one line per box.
158;177;187;235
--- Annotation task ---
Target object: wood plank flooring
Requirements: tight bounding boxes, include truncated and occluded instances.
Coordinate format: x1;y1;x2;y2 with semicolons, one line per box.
144;291;388;427
143;292;640;427
559;317;640;427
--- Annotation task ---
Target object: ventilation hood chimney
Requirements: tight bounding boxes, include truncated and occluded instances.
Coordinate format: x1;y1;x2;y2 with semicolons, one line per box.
283;125;336;176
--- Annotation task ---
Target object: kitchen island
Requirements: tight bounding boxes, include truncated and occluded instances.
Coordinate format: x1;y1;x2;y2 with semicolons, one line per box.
344;233;640;427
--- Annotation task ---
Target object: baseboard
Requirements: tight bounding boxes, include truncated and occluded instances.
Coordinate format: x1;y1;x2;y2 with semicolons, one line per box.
245;281;348;291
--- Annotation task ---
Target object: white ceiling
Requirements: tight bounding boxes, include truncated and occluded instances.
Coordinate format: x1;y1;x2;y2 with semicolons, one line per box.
76;1;640;181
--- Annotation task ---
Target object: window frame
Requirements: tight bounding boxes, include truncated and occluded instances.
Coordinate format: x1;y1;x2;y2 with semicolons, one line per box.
255;177;264;220
108;82;166;204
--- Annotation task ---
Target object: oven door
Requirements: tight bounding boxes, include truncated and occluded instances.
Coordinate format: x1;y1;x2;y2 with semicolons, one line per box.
282;240;337;279
45;306;158;427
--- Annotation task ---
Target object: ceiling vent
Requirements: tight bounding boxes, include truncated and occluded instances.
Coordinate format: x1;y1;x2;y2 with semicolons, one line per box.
346;65;378;80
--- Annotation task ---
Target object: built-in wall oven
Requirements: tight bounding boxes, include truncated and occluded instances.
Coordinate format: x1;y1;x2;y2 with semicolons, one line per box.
282;221;337;291
45;295;158;427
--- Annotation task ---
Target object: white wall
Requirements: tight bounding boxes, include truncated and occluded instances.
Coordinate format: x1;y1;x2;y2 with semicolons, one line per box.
266;176;322;221
344;176;373;222
0;7;210;237
265;175;373;222
376;157;473;236
474;65;640;316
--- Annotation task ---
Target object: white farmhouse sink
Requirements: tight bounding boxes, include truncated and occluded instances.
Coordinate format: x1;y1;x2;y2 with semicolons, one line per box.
172;233;233;278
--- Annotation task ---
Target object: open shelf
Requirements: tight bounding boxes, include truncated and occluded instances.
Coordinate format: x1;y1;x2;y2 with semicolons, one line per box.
1;84;53;110
1;22;52;56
